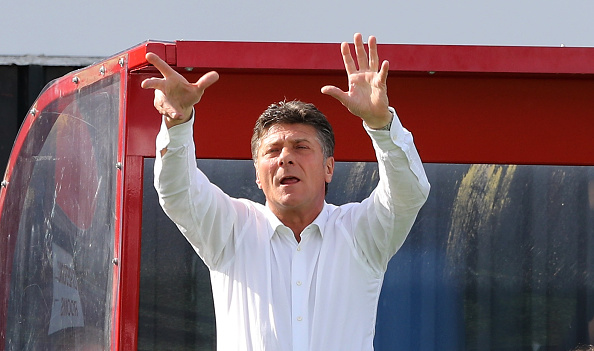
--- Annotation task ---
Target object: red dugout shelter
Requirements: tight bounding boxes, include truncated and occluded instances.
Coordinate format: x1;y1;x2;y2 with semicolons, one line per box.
1;40;593;350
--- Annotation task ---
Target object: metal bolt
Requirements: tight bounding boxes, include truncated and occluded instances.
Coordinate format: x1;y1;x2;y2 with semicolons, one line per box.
1;180;8;187
100;65;106;75
72;76;80;84
29;108;38;116
119;57;125;67
112;258;119;265
116;162;122;170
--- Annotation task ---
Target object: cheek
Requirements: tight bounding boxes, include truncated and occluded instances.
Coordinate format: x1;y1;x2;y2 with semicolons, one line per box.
256;161;276;183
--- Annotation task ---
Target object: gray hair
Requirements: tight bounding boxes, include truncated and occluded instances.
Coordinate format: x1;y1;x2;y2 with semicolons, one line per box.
250;100;335;161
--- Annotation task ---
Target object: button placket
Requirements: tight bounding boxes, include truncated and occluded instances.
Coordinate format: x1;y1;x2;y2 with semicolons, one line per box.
291;233;308;350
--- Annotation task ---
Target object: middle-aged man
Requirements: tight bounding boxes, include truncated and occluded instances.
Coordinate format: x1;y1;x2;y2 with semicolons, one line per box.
142;33;430;350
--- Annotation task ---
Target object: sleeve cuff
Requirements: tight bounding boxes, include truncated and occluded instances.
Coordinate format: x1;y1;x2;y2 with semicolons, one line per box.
156;109;195;152
364;107;410;153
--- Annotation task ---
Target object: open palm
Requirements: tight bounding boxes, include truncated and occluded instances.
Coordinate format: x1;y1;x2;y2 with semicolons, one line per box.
322;33;392;129
141;52;219;128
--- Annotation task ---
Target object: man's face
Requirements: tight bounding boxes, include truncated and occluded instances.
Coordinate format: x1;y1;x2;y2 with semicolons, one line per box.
255;123;334;215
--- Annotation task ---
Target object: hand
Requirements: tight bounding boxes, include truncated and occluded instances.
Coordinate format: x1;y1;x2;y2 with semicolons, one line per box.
141;52;219;128
321;33;392;129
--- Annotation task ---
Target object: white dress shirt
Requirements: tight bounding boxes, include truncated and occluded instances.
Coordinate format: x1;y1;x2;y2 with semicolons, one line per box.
154;107;430;351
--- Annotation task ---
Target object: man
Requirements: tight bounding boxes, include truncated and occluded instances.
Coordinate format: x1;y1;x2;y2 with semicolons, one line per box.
142;33;430;350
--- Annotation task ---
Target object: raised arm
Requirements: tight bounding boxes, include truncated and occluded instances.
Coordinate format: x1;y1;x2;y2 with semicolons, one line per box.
144;53;242;270
141;52;219;129
324;34;430;273
321;33;392;129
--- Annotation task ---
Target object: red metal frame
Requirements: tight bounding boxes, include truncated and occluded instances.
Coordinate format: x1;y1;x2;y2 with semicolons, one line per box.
120;41;594;349
1;39;594;351
127;41;594;165
115;156;144;349
175;41;594;74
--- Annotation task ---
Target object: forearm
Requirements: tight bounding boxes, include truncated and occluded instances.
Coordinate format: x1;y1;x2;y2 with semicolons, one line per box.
154;115;237;268
366;107;430;208
356;107;430;271
154;114;200;231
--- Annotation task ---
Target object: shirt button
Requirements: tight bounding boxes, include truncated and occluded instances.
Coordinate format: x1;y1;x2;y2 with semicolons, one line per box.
296;281;302;286
297;316;303;321
296;246;301;251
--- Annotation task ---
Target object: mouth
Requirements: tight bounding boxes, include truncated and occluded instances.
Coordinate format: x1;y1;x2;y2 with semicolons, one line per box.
280;176;300;185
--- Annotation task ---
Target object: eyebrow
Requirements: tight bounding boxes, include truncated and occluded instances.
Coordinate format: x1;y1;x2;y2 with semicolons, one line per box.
263;136;314;146
292;138;312;144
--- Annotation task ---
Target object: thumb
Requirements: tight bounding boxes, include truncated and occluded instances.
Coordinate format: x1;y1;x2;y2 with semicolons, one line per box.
141;77;165;90
193;71;220;91
321;85;348;105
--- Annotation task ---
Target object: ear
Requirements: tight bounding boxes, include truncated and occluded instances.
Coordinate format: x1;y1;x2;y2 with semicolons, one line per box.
254;161;262;189
324;156;335;183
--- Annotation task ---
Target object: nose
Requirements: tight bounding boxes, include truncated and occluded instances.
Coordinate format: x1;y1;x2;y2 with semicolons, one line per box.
278;147;294;166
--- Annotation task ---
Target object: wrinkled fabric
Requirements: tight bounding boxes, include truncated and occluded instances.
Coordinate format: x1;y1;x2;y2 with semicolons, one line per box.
154;107;430;351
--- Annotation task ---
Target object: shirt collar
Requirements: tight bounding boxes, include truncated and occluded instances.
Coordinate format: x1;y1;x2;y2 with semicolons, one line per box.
263;202;329;239
309;203;328;237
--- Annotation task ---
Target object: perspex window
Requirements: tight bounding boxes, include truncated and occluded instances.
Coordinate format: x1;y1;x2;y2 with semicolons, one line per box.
3;75;120;350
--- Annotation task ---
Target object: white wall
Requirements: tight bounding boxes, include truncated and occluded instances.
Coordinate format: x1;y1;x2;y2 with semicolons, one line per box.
2;0;593;59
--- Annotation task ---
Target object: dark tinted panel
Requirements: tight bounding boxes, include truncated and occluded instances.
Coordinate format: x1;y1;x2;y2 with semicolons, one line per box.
140;160;594;351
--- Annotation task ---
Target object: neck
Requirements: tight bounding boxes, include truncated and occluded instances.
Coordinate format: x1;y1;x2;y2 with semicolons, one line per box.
270;203;324;243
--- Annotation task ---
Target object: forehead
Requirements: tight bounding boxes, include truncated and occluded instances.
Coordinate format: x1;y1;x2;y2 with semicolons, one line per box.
260;123;319;144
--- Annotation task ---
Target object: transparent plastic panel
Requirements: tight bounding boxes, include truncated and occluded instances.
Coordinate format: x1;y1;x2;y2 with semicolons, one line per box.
4;75;119;350
140;160;594;351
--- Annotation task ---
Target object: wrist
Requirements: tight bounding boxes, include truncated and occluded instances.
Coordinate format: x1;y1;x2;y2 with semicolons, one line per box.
374;118;392;131
164;107;194;129
367;109;394;130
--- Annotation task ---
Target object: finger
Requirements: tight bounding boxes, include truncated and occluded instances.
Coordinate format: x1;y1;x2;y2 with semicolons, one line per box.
145;52;178;79
379;60;390;83
340;42;357;75
321;85;349;105
368;36;379;72
141;77;165;90
353;33;369;71
193;71;220;91
157;99;189;121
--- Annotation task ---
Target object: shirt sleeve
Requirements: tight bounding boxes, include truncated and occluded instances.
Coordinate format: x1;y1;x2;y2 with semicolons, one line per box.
351;106;430;274
153;112;244;270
